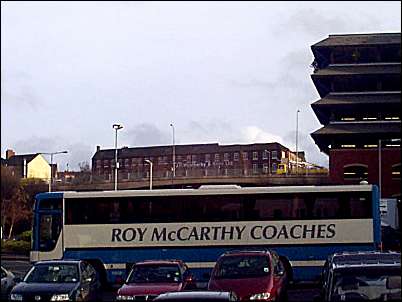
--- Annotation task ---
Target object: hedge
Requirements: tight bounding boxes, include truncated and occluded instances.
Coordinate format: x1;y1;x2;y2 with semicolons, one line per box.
1;239;31;255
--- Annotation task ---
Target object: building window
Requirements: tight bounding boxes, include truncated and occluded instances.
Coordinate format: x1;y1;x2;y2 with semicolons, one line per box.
392;163;401;179
214;154;220;162
242;152;248;160
262;150;268;160
340;117;356;121
186;155;191;162
272;163;277;173
271;151;278;160
364;144;378;148
224;153;229;161
344;164;368;180
192;155;197;163
252;152;258;160
341;144;356;148
263;163;269;174
234;153;239;161
253;164;258;174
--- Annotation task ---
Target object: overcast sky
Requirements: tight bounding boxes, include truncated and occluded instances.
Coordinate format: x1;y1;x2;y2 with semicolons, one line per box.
1;1;401;170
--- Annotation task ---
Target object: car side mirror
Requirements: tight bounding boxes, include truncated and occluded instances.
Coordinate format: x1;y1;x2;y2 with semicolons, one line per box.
184;275;194;282
115;276;125;285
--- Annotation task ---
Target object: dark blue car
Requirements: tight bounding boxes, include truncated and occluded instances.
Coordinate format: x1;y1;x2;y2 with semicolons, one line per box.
10;260;101;301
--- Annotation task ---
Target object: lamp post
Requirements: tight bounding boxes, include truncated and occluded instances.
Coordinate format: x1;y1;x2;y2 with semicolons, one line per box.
42;151;68;192
295;109;300;175
113;123;123;191
170;123;176;178
145;159;153;190
264;149;271;175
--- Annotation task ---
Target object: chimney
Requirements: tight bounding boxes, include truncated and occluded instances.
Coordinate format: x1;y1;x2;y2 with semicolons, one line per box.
6;149;15;159
96;145;101;152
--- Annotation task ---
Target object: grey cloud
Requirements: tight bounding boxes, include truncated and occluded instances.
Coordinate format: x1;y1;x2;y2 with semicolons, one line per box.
123;123;171;147
1;69;41;108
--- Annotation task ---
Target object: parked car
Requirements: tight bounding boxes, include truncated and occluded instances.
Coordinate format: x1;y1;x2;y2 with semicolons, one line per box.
208;249;289;301
1;266;17;301
116;259;196;301
154;291;239;301
315;250;401;302
10;260;101;301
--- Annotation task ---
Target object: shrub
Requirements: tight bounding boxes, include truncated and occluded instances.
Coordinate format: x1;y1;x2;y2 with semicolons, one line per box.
1;239;31;254
19;230;32;242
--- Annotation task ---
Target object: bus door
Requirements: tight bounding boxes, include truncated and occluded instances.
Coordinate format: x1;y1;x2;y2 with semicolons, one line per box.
32;195;63;259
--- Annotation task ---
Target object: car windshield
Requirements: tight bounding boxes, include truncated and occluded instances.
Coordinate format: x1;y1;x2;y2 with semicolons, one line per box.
128;264;182;283
24;263;79;283
331;267;401;301
214;255;270;279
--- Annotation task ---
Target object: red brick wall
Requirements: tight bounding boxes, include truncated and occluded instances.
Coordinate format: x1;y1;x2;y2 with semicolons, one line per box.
329;148;401;198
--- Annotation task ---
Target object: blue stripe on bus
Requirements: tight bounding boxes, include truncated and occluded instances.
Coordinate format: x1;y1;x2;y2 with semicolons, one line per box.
64;243;377;283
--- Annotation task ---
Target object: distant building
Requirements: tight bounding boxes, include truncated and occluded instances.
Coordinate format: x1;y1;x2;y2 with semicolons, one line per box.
3;149;52;181
310;33;401;199
91;142;308;182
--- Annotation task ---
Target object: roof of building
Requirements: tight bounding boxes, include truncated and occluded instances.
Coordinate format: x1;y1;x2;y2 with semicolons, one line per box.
311;122;401;153
92;142;290;160
311;92;401;124
311;63;401;77
312;122;401;136
5;154;40;166
312;33;401;48
312;92;401;106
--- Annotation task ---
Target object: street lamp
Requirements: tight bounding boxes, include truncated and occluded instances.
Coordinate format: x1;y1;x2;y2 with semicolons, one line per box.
145;159;153;190
264;149;271;175
295;109;300;175
42;151;68;192
113;123;123;191
170;123;176;178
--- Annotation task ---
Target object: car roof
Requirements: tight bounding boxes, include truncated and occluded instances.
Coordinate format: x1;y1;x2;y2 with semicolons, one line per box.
155;291;235;301
220;249;273;257
35;260;82;265
134;259;184;266
329;251;401;267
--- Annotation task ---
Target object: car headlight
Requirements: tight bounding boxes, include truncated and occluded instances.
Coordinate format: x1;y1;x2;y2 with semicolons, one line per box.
10;294;23;301
116;295;135;301
249;292;271;300
50;293;70;301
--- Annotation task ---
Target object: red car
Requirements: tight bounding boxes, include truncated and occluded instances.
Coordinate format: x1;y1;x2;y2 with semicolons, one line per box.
208;250;289;301
116;260;196;301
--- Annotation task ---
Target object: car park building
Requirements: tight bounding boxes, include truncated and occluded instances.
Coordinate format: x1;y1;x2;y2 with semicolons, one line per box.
309;33;401;203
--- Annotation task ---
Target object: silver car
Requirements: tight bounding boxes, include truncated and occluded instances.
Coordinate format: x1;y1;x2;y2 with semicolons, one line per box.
1;266;16;300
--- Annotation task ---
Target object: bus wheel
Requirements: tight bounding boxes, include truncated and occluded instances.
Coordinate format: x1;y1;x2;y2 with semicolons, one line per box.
87;259;108;290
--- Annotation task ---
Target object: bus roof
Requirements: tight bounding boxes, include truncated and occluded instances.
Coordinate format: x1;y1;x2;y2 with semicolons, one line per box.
54;184;375;199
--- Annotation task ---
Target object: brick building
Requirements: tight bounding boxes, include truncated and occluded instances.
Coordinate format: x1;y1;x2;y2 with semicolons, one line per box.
309;33;401;199
91;142;306;182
